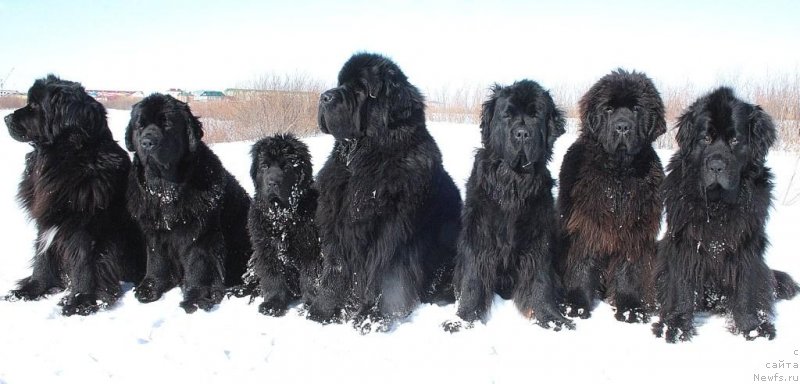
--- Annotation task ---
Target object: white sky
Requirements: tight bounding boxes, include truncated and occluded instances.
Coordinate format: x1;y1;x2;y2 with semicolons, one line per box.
1;0;798;95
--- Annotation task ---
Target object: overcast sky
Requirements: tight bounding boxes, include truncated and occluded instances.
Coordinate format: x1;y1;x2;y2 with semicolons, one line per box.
1;0;798;95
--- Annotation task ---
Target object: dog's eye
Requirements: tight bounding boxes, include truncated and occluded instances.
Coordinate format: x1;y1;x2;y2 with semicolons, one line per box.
703;134;713;144
632;105;641;112
29;102;39;109
730;137;739;146
604;106;614;113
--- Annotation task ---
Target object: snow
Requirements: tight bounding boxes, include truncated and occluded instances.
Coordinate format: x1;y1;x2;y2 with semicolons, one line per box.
1;109;799;384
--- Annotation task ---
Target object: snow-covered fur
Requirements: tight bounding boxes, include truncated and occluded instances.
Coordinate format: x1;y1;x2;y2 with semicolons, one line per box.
653;87;799;342
231;134;321;316
125;94;251;313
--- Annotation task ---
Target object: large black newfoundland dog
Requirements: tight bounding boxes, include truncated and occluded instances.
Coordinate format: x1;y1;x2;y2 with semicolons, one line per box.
3;75;144;315
653;87;799;342
125;94;251;313
444;80;572;332
558;69;666;322
309;52;462;332
232;134;321;316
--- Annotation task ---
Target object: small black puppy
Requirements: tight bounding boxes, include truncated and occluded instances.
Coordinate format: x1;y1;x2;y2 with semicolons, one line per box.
444;80;572;332
125;94;251;313
231;134;321;316
3;75;144;315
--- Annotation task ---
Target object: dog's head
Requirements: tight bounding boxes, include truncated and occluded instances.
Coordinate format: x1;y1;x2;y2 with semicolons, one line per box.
579;69;666;157
250;134;313;207
125;94;203;174
318;52;425;140
675;87;775;203
5;74;110;146
480;80;565;172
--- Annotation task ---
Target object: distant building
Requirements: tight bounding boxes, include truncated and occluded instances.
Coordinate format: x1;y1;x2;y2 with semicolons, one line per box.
192;90;225;102
224;88;317;101
165;88;191;102
87;90;145;101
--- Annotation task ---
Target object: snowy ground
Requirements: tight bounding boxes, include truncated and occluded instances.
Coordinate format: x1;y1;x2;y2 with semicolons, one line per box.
1;109;799;384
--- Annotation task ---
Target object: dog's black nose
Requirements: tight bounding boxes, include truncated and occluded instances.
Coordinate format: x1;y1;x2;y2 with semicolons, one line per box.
707;159;726;174
140;137;156;151
4;114;11;127
514;129;530;142
615;121;631;134
320;90;336;104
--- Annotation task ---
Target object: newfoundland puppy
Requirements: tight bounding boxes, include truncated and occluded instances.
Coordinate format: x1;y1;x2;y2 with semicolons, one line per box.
3;75;144;315
125;94;251;313
557;69;666;322
309;52;462;333
444;80;572;332
652;87;799;342
231;134;321;316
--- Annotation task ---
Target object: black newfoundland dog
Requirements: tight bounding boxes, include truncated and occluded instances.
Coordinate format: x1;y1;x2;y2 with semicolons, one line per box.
444;80;572;332
558;69;666;322
125;93;251;313
653;87;799;342
308;52;462;332
231;134;321;316
3;75;144;315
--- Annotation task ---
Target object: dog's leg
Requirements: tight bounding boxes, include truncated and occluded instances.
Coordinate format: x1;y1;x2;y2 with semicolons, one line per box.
178;232;226;313
306;242;350;324
611;254;652;323
652;242;696;343
562;248;600;319
7;227;64;301
729;245;776;341
59;231;122;316
515;245;575;331
255;245;297;317
134;234;174;304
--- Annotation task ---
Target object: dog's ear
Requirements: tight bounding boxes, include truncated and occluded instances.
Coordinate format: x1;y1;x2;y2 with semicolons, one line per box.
546;96;566;152
749;105;776;161
675;104;696;151
647;102;667;142
480;84;502;147
124;102;141;152
179;101;204;152
249;140;265;182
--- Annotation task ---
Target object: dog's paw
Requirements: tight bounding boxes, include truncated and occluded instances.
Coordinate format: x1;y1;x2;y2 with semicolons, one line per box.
614;306;651;324
60;293;107;316
5;279;62;301
179;287;224;314
560;303;591;319
737;321;776;341
134;278;164;303
258;297;289;317
353;311;393;335
652;317;696;343
442;318;475;333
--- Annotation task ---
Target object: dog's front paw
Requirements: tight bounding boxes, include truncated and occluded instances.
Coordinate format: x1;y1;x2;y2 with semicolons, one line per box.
180;286;224;314
652;313;695;343
134;278;165;303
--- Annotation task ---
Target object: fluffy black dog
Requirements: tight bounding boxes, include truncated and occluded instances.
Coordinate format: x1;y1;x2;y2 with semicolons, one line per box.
558;69;666;322
653;87;799;342
444;80;572;332
125;93;251;313
232;134;321;316
3;75;144;315
309;52;462;332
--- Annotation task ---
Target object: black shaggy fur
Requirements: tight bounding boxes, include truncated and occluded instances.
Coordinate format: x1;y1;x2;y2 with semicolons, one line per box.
308;52;462;333
125;94;251;313
231;134;321;316
652;87;799;342
557;69;666;322
444;80;572;332
3;75;144;315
